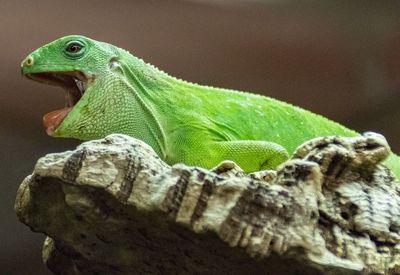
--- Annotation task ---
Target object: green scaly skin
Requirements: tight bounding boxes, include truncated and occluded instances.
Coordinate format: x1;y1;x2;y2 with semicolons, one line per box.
21;35;400;178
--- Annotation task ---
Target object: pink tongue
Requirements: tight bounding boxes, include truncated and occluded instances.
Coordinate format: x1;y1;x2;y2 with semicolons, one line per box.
43;107;72;135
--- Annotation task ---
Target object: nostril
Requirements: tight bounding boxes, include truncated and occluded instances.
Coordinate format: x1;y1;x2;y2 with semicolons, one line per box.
25;56;34;66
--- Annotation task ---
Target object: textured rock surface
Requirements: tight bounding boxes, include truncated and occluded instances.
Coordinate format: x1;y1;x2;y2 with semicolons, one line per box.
15;133;400;274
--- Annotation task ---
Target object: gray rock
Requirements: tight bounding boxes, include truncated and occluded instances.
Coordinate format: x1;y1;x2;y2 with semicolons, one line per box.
15;133;400;274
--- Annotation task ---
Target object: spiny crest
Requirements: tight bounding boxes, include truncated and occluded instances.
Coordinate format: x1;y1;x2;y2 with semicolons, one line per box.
109;39;308;112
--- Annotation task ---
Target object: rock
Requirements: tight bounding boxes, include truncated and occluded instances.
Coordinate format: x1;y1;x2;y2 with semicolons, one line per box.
15;133;400;274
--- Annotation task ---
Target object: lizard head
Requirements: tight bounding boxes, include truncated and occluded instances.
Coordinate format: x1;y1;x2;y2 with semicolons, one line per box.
21;35;119;139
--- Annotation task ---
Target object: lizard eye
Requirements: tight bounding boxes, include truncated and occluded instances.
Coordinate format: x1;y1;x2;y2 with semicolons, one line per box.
64;41;86;58
66;43;82;53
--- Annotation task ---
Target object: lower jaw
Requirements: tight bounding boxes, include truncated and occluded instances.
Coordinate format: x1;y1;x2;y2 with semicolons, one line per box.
43;107;72;135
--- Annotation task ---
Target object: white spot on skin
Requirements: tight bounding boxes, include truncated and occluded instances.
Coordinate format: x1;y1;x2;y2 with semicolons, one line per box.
255;110;265;117
109;60;122;70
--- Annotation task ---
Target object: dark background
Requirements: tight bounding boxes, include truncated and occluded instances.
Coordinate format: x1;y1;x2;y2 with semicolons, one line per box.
1;1;400;274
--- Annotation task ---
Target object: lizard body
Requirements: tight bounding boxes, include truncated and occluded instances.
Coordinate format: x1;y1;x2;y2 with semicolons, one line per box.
21;35;400;178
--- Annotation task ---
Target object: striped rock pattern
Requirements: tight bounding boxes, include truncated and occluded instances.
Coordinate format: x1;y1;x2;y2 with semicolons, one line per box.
15;133;400;274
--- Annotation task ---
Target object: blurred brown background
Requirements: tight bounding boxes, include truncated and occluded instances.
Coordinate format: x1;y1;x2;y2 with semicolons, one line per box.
1;0;400;274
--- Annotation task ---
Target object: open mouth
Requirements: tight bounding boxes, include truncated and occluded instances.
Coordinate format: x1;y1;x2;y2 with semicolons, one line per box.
25;71;90;135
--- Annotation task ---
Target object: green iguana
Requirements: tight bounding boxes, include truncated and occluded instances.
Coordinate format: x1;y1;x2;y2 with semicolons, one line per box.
21;35;400;178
